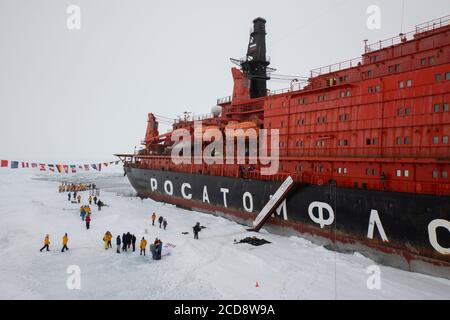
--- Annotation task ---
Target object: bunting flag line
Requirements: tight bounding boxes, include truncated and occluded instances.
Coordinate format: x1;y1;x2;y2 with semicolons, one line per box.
0;158;121;174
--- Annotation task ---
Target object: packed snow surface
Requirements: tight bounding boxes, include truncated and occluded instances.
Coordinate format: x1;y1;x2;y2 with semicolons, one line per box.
0;168;449;300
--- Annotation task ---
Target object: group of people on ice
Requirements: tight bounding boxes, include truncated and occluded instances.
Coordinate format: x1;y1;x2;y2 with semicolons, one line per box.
40;233;69;253
59;182;96;193
151;212;168;230
80;205;92;229
68;192;82;204
107;232;163;260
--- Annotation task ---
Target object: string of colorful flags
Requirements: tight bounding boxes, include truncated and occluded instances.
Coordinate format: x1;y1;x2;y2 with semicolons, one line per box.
0;159;121;173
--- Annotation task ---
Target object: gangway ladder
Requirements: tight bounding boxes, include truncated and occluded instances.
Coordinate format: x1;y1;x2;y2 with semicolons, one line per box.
250;176;295;232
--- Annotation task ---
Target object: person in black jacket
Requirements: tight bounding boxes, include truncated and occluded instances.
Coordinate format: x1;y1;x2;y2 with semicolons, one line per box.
131;234;137;252
116;235;121;254
158;216;164;228
193;222;201;240
122;233;127;252
126;232;132;249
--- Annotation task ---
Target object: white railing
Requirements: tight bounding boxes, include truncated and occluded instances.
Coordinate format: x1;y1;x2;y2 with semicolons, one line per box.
310;57;363;76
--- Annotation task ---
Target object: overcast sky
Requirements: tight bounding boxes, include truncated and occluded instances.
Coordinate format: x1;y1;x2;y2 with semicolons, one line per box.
0;0;449;162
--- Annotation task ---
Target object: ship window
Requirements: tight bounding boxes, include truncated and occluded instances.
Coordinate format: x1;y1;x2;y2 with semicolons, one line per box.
368;86;373;93
375;85;381;92
421;58;427;66
429;56;434;65
443;171;448;179
372;169;377;176
395;64;401;72
396;170;402;177
366;138;371;145
367;70;373;77
432;171;439;179
396;137;402;145
433;136;439;144
397;108;403;116
404;170;409;177
339;115;343;121
268;103;272;109
346;90;351;97
373;138;378;145
404;137;409;145
343;168;348;174
443;136;449;144
405;108;411;115
338;168;342;174
444;103;449;112
406;80;412;87
446;72;450;80
388;65;394;73
366;168;371;175
340;91;345;98
280;121;284;128
435;74;442;81
268;122;272;129
338;139;348;146
399;81;404;89
434;104;440;112
345;114;349;121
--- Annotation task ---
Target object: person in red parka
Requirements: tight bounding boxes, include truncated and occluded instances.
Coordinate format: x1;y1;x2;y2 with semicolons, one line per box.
85;214;91;230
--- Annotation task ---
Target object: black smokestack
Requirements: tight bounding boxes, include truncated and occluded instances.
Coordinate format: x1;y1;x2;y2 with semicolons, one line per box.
241;17;270;99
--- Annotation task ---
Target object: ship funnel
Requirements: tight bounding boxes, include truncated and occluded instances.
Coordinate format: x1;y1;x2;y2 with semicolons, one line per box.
232;17;271;99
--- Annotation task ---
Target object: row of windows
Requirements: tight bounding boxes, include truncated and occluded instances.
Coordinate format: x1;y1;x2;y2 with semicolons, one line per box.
435;72;450;81
396;107;411;116
340;90;351;98
434;103;449;113
432;136;449;144
269;71;450;110
432;171;449;179
396;136;410;145
368;85;381;93
288;135;449;148
420;56;434;66
291;164;448;180
399;79;412;88
339;114;350;121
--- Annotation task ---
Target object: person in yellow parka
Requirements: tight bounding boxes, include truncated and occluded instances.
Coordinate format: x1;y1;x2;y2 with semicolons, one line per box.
140;237;147;256
61;233;69;252
88;195;93;205
151;212;156;226
103;233;108;250
40;234;50;252
103;231;112;250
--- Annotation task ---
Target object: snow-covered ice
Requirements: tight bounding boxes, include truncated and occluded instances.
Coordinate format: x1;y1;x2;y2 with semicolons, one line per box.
0;168;449;300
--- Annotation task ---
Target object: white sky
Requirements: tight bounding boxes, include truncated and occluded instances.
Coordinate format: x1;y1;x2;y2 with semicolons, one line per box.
0;0;449;161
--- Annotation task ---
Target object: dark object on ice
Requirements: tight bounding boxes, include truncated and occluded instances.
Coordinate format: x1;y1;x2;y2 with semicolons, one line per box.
200;226;207;229
94;196;98;205
182;232;189;235
235;237;271;246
